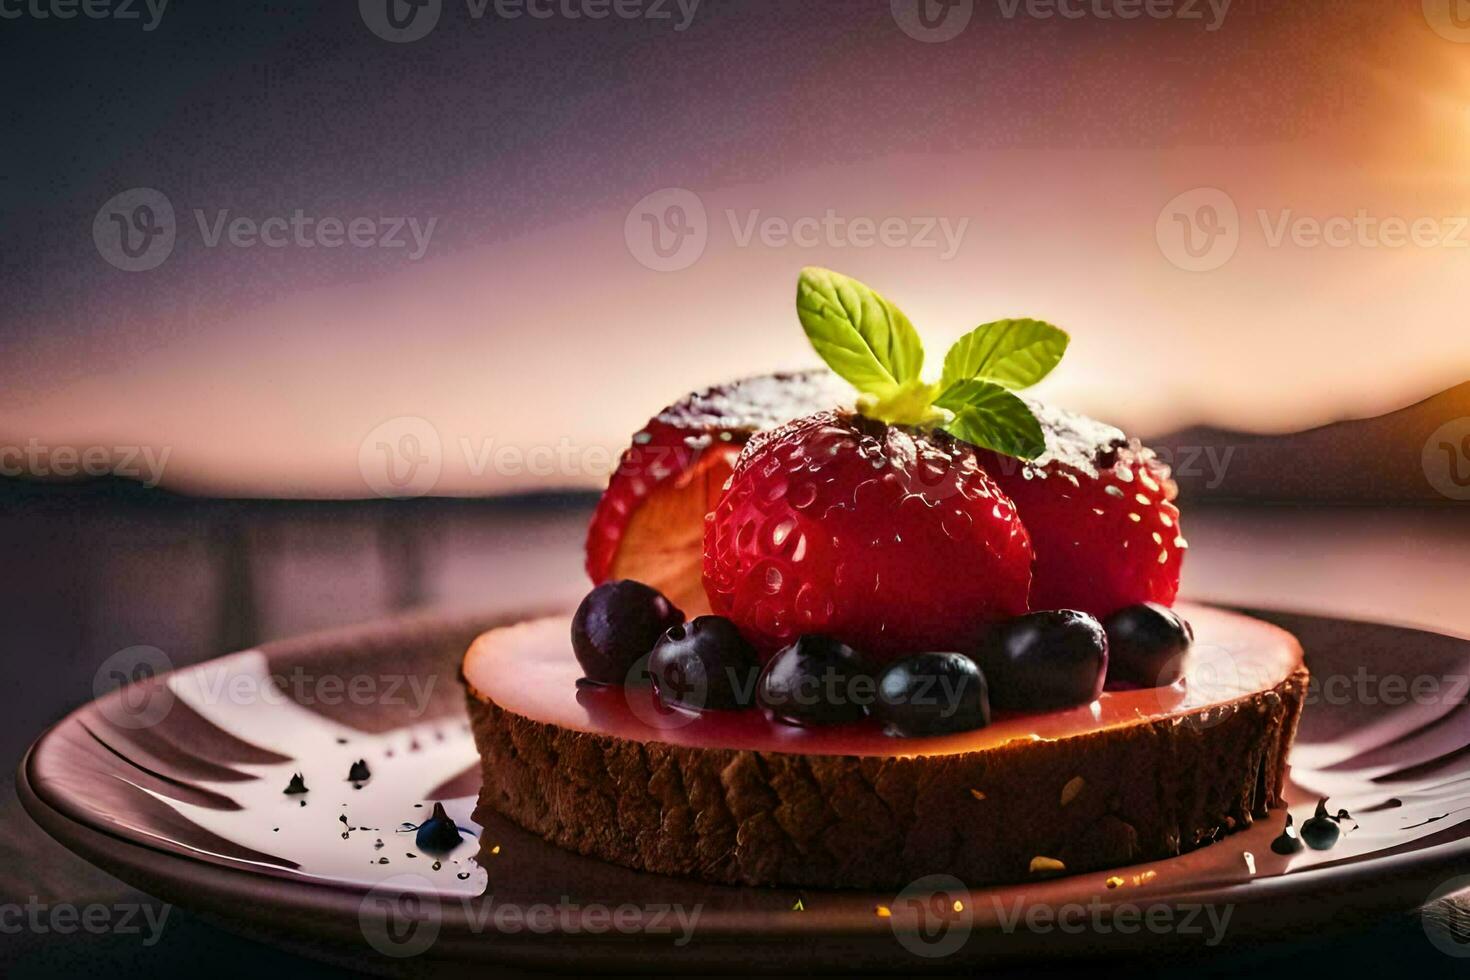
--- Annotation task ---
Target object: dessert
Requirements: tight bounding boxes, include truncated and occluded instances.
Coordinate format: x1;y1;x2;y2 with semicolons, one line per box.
463;268;1309;888
464;607;1305;888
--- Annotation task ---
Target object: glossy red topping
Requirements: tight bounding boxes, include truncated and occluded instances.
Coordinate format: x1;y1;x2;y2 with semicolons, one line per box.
462;603;1304;758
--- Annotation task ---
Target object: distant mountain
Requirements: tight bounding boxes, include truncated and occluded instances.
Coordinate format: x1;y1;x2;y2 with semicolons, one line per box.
1148;382;1470;503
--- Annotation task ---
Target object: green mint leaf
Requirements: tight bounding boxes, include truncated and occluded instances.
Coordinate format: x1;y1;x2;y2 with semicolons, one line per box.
939;318;1069;393
797;267;924;394
937;380;1047;460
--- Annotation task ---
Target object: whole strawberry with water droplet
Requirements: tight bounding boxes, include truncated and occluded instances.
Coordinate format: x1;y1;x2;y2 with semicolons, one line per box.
703;268;1067;658
704;409;1034;658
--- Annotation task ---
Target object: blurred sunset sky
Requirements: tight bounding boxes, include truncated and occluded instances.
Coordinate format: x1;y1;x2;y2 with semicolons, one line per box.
2;0;1468;496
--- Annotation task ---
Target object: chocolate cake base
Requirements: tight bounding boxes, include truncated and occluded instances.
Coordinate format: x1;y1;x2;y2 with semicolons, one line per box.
464;664;1308;890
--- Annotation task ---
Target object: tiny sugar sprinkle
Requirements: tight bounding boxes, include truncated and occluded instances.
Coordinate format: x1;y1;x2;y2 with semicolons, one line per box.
875;905;892;918
1243;851;1257;875
969;789;987;801
1105;876;1125;889
792;899;805;912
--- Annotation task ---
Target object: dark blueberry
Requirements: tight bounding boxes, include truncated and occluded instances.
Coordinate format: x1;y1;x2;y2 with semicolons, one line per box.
415;802;464;854
1270;813;1304;855
975;610;1108;711
571;580;684;686
347;759;371;782
757;635;873;726
648;616;760;711
283;772;308;795
1301;798;1343;850
872;652;990;737
1103;602;1193;687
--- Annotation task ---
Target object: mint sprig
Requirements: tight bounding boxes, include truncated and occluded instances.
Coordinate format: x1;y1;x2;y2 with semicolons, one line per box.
796;267;1068;460
796;267;925;393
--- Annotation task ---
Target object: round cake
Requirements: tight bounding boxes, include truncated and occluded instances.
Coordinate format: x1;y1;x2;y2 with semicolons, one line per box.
467;271;1310;889
462;603;1307;889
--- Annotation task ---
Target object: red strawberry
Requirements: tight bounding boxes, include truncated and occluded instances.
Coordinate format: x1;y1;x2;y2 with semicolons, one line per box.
975;401;1184;618
703;410;1034;660
585;372;848;614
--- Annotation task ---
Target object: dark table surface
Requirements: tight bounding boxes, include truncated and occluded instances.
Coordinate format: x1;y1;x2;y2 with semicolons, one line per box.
2;483;1467;976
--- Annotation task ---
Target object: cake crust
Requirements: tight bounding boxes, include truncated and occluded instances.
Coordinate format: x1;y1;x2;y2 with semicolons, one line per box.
463;630;1307;889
